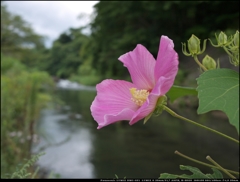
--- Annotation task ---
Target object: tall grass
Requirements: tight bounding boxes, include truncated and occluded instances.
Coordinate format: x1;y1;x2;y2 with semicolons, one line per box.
1;54;54;178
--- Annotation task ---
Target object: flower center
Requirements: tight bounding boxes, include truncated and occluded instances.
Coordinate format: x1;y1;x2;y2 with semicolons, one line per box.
130;88;149;106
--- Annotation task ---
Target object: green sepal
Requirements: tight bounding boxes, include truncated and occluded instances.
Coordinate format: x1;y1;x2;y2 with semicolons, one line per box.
143;95;167;124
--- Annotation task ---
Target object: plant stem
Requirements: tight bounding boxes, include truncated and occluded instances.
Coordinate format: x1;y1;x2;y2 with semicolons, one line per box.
223;46;234;59
31;166;40;179
193;55;208;71
163;106;239;144
206;156;236;179
175;151;239;175
222;46;238;66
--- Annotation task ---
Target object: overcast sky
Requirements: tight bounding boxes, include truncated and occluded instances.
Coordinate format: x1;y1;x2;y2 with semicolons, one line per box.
4;1;99;48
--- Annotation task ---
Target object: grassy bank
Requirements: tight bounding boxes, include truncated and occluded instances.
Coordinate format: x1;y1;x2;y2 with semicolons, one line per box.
1;54;54;178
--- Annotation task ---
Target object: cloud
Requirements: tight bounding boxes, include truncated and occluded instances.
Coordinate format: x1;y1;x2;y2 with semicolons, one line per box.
4;1;98;47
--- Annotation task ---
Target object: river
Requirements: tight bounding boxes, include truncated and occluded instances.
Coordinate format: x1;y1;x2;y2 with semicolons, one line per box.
32;80;239;178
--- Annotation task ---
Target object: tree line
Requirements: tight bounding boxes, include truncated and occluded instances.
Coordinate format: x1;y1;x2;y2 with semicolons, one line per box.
1;1;239;85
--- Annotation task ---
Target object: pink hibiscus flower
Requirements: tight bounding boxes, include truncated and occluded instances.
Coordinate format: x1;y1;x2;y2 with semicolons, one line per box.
90;36;179;129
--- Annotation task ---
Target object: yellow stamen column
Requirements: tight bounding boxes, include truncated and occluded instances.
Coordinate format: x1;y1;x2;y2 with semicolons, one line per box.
130;88;149;106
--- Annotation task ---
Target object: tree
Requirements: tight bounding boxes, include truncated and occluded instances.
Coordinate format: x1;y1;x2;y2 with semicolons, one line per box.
45;28;89;78
1;3;45;59
1;3;49;71
88;1;239;80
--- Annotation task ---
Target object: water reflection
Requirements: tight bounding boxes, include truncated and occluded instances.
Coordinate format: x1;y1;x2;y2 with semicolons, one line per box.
32;89;239;179
32;109;95;178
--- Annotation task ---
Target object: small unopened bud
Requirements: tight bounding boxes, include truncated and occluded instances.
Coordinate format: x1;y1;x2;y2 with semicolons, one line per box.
187;35;201;55
182;35;207;56
233;30;239;47
202;55;217;70
218;31;228;45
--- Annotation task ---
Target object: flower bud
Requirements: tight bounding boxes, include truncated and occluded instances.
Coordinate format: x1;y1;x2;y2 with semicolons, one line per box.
233;30;239;47
218;31;228;45
202;55;217;70
187;35;201;55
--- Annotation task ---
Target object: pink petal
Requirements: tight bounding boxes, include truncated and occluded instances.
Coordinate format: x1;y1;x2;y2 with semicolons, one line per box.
118;44;156;90
129;77;170;125
154;36;179;83
151;76;173;96
129;94;159;125
90;79;138;129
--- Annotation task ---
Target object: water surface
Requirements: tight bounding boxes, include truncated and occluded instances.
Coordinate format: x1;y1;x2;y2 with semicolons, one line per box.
32;88;239;178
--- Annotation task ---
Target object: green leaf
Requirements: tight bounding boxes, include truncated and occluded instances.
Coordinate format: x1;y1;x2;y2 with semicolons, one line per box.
179;165;209;178
143;111;153;124
206;168;223;179
159;173;179;179
159;165;223;179
196;69;239;133
166;85;198;102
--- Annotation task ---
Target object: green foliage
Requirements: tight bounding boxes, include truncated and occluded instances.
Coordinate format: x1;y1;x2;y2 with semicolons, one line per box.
69;61;101;86
89;1;239;80
69;74;101;86
43;28;89;78
196;69;239;133
167;85;198;103
0;2;52;74
1;54;54;178
67;36;102;85
2;1;239;84
1;54;27;74
10;152;45;179
1;3;45;59
159;165;223;179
